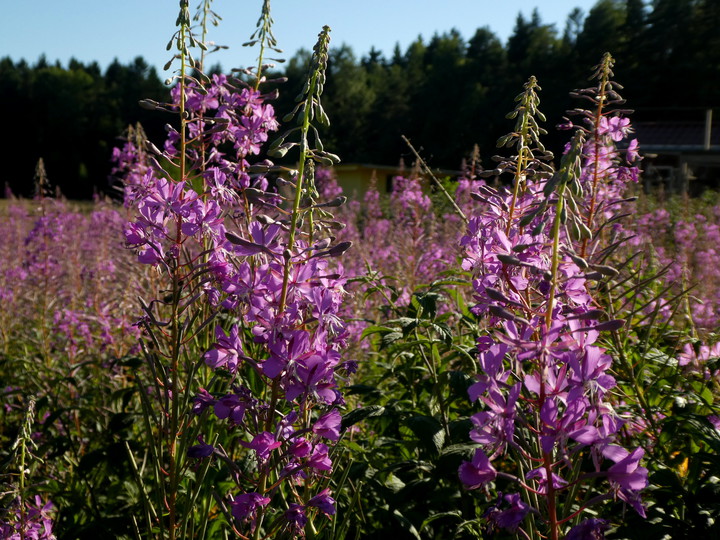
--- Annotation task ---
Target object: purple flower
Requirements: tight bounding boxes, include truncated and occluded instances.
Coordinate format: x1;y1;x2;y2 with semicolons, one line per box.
241;431;282;461
604;446;648;491
204;324;245;373
567;345;615;402
192;388;215;414
566;518;610;540
285;352;338;404
525;467;567;494
230;492;270;522
484;492;531;532
308;488;336;515
571;412;623;466
188;436;214;458
306;442;333;472
469;383;520;456
626;139;640;162
0;496;56;540
264;330;311;379
213;393;248;425
459;448;497;489
288;438;312;458
540;396;587;455
468;343;510;400
285;503;307;532
598;116;632;142
312;410;342;441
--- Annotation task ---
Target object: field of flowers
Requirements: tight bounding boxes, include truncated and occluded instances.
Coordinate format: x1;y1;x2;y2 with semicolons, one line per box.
2;1;719;539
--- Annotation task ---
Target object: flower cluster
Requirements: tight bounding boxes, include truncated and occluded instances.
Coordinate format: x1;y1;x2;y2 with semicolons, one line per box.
121;72;280;266
627;204;720;332
0;196;144;360
0;496;56;540
457;62;648;538
314;167;472;347
117;20;351;535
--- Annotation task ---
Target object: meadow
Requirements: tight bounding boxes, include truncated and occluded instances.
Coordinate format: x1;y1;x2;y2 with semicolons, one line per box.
1;1;719;539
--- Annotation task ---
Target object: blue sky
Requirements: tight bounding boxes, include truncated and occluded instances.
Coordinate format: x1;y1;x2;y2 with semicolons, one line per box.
2;1;599;74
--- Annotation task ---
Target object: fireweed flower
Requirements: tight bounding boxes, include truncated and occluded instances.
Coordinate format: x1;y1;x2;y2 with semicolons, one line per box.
526;467;569;495
459;448;497;489
284;504;308;533
312;409;342;441
288;438;312;458
565;518;610;540
458;64;647;538
469;383;521;457
306;442;333;472
203;324;245;372
626;204;720;331
603;446;648;492
0;496;57;540
117;56;354;535
213;392;251;425
484;492;532;533
241;431;283;462
308;488;337;515
188;436;215;458
192;388;215;414
598;116;632;142
230;492;270;524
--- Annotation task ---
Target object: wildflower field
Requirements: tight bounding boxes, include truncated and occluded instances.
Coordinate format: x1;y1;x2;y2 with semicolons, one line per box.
2;1;719;539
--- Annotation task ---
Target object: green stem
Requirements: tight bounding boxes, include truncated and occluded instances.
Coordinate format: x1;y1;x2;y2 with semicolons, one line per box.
255;44;321;540
506;137;528;233
581;62;609;258
402;135;468;225
278;71;318;312
19;426;27;540
167;9;190;538
546;190;565;329
199;1;209;72
253;0;271;90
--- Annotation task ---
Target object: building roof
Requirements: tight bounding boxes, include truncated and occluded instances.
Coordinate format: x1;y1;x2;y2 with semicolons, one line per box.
332;163;462;176
634;121;720;153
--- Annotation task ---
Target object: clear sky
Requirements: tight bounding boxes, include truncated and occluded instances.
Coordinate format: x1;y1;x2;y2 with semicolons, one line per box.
2;0;599;75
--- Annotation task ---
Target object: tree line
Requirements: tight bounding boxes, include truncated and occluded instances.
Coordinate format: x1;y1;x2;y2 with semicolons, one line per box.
1;0;718;199
0;55;168;198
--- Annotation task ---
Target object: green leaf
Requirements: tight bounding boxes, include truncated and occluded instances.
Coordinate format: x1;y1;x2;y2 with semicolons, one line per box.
700;386;714;407
360;325;398;340
420;511;463;532
392;509;422;540
109;412;135;434
440;443;477;459
386;317;419;336
345;384;382;397
341;405;386;430
407;415;446;455
430;322;453;345
384;473;406;493
381;331;403;348
415;292;441;319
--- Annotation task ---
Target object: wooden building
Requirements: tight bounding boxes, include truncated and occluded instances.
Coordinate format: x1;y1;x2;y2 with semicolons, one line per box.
634;109;720;194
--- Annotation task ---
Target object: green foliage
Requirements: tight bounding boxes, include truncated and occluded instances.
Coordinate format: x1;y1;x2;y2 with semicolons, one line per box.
3;2;720;538
334;276;485;539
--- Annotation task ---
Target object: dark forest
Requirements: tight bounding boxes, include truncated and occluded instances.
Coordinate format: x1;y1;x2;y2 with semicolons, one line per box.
1;0;718;198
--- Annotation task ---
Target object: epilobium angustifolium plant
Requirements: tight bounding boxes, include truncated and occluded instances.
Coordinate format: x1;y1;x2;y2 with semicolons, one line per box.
118;1;350;537
457;57;647;539
0;399;57;539
4;0;720;537
1;181;147;536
